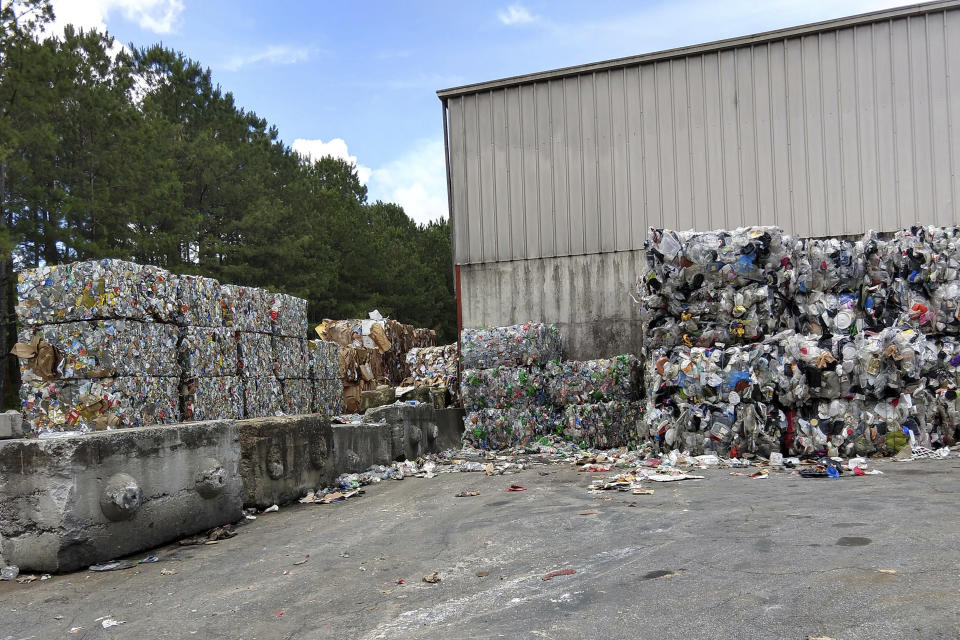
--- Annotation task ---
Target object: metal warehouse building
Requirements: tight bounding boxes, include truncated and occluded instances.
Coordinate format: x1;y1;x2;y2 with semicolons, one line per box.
438;0;960;360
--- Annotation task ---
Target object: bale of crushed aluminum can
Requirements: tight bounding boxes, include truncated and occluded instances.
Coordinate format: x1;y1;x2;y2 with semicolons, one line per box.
312;378;343;415
178;326;238;377
174;274;222;327
280;378;312;415
307;340;340;380
17;320;179;380
273;336;308;379
559;401;645;448
545;355;639;406
462;406;559;449
269;292;308;337
237;332;273;377
181;376;243;421
460;323;562;369
20;375;180;435
15;259;176;325
242;375;282;418
460;366;551;412
220;284;271;333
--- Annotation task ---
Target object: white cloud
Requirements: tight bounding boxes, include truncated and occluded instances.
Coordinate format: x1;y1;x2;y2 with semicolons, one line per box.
48;0;184;35
367;139;448;225
221;45;314;72
497;4;537;25
291;138;373;185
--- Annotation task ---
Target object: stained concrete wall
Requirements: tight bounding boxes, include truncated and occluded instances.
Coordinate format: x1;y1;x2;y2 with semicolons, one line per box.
460;250;645;360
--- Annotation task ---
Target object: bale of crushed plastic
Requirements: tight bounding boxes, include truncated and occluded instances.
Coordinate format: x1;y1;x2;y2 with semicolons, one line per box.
559;401;645;449
17;320;179;380
462;406;559;449
16;259;176;325
460;366;551;412
546;355;639;406
20;375;180;435
460;323;562;369
406;344;458;403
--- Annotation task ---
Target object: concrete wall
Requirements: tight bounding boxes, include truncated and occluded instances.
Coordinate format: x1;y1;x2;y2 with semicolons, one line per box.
460;250;645;360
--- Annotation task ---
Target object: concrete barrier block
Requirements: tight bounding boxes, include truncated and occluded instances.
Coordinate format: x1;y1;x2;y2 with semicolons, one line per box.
363;405;465;458
236;414;334;509
0;420;242;573
331;422;395;472
0;411;23;439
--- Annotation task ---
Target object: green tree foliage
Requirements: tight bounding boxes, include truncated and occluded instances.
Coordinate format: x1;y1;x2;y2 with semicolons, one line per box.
0;0;456;406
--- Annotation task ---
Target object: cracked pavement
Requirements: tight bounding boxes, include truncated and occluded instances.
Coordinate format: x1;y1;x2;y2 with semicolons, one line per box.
1;457;959;639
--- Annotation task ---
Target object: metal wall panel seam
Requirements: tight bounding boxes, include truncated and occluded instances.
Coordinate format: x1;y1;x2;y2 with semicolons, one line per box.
888;21;903;230
750;47;762;223
685;57;697;227
701;56;714;229
853;27;866;234
783;41;796;234
717;50;728;229
945;11;958;221
594;71;603;252
623;67;634;247
872;23;884;230
639;65;650;235
908;17;920;227
925;14;940;224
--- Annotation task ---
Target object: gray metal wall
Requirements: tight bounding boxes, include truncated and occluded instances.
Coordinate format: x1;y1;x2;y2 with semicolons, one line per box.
445;3;960;265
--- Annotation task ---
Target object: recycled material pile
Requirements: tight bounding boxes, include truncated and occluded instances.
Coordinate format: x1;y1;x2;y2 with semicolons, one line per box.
639;225;960;457
460;323;643;449
14;259;343;435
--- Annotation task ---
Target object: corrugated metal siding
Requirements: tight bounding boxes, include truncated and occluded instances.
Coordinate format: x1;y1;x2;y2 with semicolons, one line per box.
446;7;960;265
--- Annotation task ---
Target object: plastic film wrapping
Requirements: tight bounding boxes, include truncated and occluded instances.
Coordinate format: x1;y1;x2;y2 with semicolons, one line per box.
20;375;180;435
17;320;179;380
16;259;176;325
181;376;243;421
460;323;562;369
178;326;238;377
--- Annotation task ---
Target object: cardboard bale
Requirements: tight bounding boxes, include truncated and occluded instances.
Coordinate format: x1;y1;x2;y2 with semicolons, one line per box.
181;376;243;421
16;320;179;380
16;259;176;325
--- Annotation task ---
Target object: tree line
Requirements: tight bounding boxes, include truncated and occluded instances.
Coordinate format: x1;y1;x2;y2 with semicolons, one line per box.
0;0;456;405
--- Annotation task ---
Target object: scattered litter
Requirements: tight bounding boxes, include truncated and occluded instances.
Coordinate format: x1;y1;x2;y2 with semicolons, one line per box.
876;569;898;574
15;574;37;584
264;504;279;513
542;569;576;581
180;524;237;546
160;568;176;576
89;560;135;572
632;488;655;495
578;510;598;516
455;490;480;497
138;556;159;564
316;490;362;504
101;618;125;628
507;484;526;492
0;565;19;581
274;611;285;616
476;571;489;578
422;572;441;584
69;627;83;634
293;557;309;566
643;569;684;579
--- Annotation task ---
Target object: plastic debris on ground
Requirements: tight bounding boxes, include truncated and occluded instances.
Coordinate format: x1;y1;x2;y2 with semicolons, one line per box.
461;323;562;369
16;320;179;379
181;376;243;421
178;326;238;377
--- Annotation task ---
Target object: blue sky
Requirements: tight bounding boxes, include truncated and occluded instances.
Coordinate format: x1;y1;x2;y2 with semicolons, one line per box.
50;0;909;224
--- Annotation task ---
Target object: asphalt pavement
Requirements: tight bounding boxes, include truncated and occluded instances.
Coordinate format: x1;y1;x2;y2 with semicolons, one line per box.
2;456;959;640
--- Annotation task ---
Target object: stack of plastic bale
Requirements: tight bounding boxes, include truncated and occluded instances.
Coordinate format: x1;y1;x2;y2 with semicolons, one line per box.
641;334;799;457
460;323;562;448
308;339;342;415
638;226;795;352
230;285;281;418
269;293;310;415
15;260;181;434
405;344;458;405
788;236;866;336
175;275;243;421
546;355;644;448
